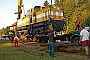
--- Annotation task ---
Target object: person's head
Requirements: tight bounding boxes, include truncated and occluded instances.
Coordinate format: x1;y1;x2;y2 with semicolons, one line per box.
89;27;90;32
48;29;52;32
15;33;17;37
82;26;85;29
80;26;85;30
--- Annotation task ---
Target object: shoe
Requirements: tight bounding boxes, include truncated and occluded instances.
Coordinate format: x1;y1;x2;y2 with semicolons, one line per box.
51;56;55;57
86;55;90;58
49;56;55;57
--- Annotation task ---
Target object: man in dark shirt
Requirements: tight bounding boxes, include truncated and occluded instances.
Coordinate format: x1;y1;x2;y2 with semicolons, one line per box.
48;29;55;57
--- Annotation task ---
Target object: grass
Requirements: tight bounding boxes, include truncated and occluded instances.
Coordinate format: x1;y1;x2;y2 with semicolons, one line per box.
0;40;82;60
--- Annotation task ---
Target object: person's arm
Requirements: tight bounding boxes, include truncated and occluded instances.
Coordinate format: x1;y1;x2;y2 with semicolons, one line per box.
14;37;15;41
53;31;56;37
80;31;82;42
14;37;15;42
80;35;82;42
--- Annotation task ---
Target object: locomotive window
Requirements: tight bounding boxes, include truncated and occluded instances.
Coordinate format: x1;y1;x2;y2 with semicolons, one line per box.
45;11;47;19
34;7;39;12
53;12;56;15
48;10;50;19
45;11;47;16
53;12;56;19
42;10;44;20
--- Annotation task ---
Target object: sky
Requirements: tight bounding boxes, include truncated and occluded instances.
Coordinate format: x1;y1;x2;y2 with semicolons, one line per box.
0;0;52;29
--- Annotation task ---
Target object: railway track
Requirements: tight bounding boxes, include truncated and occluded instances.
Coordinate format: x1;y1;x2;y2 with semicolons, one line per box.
17;41;89;60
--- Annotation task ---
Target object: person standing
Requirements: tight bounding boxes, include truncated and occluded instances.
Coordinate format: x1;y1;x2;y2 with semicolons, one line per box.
14;34;18;47
88;27;90;54
75;19;80;31
80;26;90;58
48;29;56;57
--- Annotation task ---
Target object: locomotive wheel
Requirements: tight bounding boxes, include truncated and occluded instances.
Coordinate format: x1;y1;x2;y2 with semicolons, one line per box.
72;37;80;45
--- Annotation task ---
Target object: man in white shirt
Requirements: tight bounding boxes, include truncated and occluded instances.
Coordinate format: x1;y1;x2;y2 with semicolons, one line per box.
80;26;90;58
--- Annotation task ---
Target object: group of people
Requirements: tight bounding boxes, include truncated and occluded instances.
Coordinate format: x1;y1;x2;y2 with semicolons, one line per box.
48;26;90;58
13;23;90;58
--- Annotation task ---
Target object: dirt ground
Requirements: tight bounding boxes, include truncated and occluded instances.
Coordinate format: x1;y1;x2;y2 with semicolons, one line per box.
56;51;90;60
5;40;90;60
20;42;90;60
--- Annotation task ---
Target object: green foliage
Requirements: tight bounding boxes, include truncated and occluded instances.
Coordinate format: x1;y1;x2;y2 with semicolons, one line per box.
53;0;90;32
0;26;10;35
43;0;50;7
84;16;90;26
54;0;64;9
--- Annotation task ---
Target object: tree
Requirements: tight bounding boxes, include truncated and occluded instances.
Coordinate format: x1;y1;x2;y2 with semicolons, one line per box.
43;0;50;7
84;16;90;26
0;26;10;35
53;0;90;32
53;0;64;9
